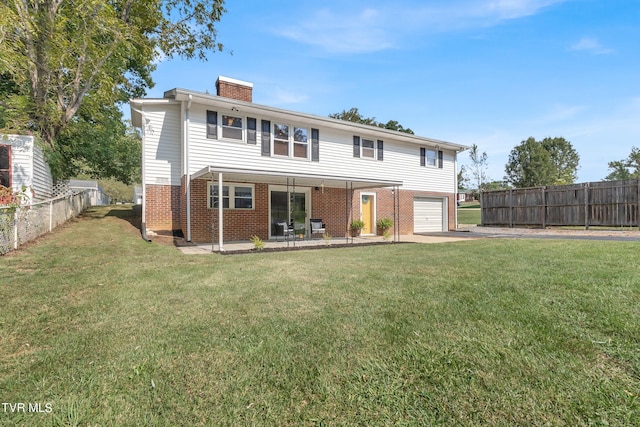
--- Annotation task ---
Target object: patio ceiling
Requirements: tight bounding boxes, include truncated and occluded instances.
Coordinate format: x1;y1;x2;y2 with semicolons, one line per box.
191;166;403;190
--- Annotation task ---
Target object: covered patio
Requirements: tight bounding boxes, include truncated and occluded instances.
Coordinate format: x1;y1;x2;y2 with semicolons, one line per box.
188;165;403;252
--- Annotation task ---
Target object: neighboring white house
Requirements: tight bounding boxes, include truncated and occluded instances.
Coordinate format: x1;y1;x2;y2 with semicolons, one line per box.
0;134;53;203
134;186;143;205
130;76;468;247
67;180;111;205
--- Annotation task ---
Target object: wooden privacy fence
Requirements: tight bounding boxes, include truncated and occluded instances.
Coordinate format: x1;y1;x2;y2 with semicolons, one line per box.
481;179;640;229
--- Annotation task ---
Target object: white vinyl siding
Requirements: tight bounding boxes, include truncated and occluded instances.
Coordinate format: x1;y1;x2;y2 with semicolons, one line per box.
1;135;53;202
178;104;457;194
143;104;182;186
32;145;53;200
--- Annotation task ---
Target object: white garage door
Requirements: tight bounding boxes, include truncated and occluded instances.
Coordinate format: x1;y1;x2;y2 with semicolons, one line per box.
414;197;445;233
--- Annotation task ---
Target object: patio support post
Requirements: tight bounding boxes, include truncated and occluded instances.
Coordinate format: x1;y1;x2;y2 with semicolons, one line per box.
218;172;224;252
345;181;349;244
292;178;296;248
392;186;397;242
350;182;354;244
396;185;401;242
210;171;215;252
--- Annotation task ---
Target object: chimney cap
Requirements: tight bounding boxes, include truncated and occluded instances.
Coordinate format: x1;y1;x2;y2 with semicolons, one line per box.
216;75;253;88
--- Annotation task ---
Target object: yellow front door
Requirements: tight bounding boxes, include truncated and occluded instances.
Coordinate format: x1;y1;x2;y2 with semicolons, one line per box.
361;194;374;234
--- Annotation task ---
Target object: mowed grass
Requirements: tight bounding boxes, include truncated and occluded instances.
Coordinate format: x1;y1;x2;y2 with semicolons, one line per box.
457;208;481;225
1;206;639;426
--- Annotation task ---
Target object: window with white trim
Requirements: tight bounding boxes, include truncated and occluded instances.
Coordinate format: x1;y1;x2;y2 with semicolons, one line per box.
208;183;254;209
274;124;289;156
426;149;437;167
273;123;310;159
221;115;243;140
353;136;383;160
361;138;375;159
293;127;308;158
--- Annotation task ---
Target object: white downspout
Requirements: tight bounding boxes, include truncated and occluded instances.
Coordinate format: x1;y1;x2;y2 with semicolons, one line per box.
454;151;459;230
131;105;152;242
185;94;193;242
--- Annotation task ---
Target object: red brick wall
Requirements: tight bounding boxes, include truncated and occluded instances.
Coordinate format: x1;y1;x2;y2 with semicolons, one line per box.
189;180;270;242
145;184;181;232
173;181;457;242
216;80;252;102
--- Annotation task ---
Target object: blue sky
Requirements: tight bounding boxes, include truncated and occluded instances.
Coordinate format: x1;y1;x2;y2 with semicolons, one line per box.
145;0;640;184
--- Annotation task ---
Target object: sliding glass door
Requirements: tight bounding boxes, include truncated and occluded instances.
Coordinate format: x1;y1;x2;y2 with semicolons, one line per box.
269;186;310;239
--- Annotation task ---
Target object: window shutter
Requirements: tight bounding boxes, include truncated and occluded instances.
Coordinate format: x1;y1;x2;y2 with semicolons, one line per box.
377;140;383;161
0;144;11;187
206;111;217;139
311;128;319;162
438;150;443;168
353;136;360;158
420;147;426;167
247;117;257;144
261;120;271;156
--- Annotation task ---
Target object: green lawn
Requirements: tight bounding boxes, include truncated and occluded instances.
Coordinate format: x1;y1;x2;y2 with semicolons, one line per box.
457;207;481;225
1;206;639;426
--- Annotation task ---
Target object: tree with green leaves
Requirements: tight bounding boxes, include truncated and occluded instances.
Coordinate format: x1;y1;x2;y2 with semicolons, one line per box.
604;147;640;180
0;0;226;181
468;144;489;196
329;107;414;134
505;137;580;188
458;165;469;190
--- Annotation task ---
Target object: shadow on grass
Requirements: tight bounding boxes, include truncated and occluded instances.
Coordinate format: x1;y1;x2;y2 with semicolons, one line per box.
81;204;141;230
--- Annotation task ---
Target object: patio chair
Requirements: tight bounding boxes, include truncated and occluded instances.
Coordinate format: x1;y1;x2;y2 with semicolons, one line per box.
274;219;294;242
309;218;326;240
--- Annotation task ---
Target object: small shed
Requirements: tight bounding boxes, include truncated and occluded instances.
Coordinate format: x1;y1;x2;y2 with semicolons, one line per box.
67;180;110;205
0;134;53;203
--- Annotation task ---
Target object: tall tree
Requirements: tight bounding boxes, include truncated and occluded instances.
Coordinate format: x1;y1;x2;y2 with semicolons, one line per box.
458;165;469;190
329;107;414;134
505;137;580;188
604;147;640;180
0;0;226;174
541;137;580;184
468;144;489;194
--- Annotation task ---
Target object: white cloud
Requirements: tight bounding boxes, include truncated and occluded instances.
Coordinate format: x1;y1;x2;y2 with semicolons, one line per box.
536;104;587;124
569;37;614;55
482;0;567;19
275;1;568;54
277;8;393;54
269;87;309;105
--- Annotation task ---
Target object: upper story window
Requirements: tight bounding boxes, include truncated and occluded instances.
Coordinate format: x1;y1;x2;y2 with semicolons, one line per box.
420;147;443;168
426;149;437;167
207;110;257;144
208;182;254;210
0;144;11;188
274;124;289;156
353;136;383;161
222;115;243;140
293;128;308;158
362;138;375;159
273;123;309;159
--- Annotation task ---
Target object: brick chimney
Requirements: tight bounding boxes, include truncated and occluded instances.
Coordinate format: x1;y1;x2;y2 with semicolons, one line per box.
215;76;253;102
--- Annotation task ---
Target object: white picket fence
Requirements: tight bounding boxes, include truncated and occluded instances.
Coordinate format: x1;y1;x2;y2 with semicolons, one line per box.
0;189;99;255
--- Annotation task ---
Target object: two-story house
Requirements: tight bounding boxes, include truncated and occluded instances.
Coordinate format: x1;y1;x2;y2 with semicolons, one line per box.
130;76;467;249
